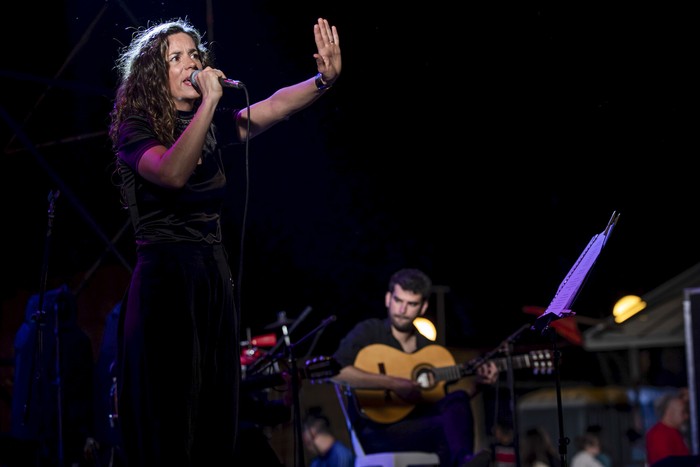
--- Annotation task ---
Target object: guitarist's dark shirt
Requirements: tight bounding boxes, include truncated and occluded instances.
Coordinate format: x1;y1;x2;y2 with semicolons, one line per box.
333;318;431;368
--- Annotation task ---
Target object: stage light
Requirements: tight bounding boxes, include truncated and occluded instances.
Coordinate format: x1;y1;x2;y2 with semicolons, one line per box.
414;317;437;341
613;295;647;324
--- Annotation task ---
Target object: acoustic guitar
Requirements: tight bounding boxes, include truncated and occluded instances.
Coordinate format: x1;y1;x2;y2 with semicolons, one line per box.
352;344;553;424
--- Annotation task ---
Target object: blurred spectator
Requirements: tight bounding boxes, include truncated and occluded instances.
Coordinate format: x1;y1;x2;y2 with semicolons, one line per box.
570;432;604;467
677;387;692;450
10;285;94;466
490;417;516;467
585;425;612;467
302;410;354;467
90;302;124;467
520;426;560;467
645;391;689;466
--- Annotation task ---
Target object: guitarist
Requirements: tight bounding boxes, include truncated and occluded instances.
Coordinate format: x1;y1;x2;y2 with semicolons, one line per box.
331;268;499;467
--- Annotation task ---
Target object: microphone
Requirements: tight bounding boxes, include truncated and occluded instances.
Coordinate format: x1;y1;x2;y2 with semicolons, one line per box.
190;70;244;90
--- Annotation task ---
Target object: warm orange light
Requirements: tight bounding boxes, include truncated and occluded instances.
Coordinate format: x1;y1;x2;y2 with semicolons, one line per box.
613;295;647;323
414;317;437;341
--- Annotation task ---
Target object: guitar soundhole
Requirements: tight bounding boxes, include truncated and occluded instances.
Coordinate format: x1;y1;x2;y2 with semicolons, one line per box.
414;367;435;389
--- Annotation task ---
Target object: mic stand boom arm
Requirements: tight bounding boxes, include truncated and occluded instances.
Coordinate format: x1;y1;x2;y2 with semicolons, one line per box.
286;314;337;467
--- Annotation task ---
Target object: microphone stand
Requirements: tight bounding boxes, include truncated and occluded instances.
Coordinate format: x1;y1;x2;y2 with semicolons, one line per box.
496;324;530;467
243;307;335;467
284;314;337;467
542;324;569;467
246;307;313;377
24;190;64;466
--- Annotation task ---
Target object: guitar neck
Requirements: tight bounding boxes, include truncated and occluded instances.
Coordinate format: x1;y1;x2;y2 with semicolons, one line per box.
493;354;540;372
455;350;553;380
490;350;553;375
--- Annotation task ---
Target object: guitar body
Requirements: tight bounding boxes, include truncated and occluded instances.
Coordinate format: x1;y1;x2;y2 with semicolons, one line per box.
351;343;553;424
353;344;456;424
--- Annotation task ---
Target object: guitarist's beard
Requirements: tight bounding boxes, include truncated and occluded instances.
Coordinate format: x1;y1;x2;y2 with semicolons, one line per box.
390;315;416;333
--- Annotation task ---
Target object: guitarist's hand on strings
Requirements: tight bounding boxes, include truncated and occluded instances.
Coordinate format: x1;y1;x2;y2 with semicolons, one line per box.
388;376;424;404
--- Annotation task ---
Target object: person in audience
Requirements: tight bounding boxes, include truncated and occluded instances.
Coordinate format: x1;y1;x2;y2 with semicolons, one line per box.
302;411;355;467
490;417;516;467
520;426;560;467
570;432;604;467
584;425;611;467
645;391;690;466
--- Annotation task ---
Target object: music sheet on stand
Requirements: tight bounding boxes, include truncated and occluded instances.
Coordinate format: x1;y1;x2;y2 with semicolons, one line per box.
533;212;619;334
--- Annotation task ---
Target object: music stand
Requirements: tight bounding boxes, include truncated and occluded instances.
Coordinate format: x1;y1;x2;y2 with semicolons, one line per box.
531;211;619;467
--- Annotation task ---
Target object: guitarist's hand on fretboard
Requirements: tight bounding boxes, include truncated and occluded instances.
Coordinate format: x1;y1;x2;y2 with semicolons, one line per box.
475;360;499;386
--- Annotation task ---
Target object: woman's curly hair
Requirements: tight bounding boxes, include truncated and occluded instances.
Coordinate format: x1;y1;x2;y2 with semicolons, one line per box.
108;18;213;148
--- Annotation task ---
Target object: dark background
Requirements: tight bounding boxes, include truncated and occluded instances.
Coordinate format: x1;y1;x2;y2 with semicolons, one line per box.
1;1;697;387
